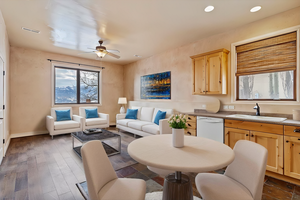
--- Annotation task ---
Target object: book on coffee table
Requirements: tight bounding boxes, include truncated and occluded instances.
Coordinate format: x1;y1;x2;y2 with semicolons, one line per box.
83;128;102;134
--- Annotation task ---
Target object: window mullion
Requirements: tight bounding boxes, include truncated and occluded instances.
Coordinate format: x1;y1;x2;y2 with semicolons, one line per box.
77;69;80;104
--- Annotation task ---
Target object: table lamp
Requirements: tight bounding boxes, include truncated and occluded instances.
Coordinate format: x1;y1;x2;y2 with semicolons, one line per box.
118;97;127;114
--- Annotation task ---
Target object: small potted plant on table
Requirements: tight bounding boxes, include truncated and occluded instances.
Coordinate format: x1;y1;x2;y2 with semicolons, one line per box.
168;114;187;148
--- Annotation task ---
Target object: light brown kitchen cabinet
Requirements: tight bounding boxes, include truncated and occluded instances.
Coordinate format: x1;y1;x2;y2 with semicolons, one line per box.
184;115;197;136
224;127;250;149
284;136;300;179
225;119;284;175
250;131;284;174
191;48;229;95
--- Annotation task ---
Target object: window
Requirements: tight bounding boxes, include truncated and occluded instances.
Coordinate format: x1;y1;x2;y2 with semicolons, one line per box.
236;31;297;101
55;67;100;104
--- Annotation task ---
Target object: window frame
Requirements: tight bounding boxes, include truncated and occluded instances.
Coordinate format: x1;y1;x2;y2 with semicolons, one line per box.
231;26;300;105
51;62;102;106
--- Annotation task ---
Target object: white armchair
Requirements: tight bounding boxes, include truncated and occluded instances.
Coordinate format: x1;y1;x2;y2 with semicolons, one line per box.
79;107;109;130
46;107;83;139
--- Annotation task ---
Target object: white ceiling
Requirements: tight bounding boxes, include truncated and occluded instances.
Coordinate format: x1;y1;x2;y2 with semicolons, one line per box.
1;0;300;65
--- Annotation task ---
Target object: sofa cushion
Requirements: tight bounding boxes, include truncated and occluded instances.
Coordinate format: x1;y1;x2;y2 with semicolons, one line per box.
142;124;160;135
128;121;154;131
152;108;173;122
125;109;138;119
86;118;107;126
85;108;98;119
140;107;154;122
54;120;80;130
154;110;167;125
131;106;142;119
117;119;136;126
55;109;71;121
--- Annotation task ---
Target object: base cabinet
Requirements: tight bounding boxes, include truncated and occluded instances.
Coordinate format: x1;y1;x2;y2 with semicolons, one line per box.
284;136;300;179
250;131;284;174
224;128;249;149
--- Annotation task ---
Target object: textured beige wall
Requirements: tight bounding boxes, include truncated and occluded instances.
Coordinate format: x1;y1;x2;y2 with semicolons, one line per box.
124;6;300;115
0;8;10;152
10;47;123;135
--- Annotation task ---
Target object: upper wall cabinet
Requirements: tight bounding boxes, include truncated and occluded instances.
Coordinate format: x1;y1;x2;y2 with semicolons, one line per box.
191;48;229;95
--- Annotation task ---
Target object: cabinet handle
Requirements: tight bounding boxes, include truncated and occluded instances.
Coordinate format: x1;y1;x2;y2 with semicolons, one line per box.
294;129;300;133
187;132;191;135
203;91;205;93
246;134;249;136
251;134;254;137
286;140;289;143
188;117;191;120
188;123;192;127
298;138;300;141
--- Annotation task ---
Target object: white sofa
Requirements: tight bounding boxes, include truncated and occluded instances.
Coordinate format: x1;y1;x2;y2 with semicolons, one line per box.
46;107;84;139
78;107;109;130
116;106;173;137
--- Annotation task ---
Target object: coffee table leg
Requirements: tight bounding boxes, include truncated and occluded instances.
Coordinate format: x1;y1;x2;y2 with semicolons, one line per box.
162;172;193;200
118;136;121;153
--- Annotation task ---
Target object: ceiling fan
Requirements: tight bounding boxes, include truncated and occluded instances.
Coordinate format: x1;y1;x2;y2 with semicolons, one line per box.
81;40;120;59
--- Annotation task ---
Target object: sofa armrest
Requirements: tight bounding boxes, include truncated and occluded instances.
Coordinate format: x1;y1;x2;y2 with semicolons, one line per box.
159;119;172;134
99;113;109;120
73;115;84;130
99;113;109;127
46;115;54;135
116;114;126;120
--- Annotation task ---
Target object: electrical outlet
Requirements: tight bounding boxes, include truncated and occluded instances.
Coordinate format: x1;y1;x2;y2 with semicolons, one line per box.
229;105;235;109
202;104;206;108
223;105;229;109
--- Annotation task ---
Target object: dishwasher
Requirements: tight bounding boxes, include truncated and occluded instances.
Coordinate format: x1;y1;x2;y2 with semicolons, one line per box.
197;116;224;143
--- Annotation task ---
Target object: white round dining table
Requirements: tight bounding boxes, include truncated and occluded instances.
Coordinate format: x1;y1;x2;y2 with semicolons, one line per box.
128;134;235;200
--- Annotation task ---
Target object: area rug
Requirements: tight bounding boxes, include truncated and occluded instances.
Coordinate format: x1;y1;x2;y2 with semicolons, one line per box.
76;182;201;200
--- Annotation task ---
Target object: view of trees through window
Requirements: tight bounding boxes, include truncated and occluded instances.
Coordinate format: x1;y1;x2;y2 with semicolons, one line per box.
238;71;294;100
55;67;99;104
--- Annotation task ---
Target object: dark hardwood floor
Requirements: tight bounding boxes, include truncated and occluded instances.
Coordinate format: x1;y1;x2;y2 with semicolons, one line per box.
0;128;300;200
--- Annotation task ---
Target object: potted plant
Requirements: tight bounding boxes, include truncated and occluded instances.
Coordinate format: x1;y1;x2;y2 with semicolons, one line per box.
168;114;187;148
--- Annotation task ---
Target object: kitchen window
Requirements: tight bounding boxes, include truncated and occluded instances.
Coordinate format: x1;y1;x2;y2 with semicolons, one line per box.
54;66;100;104
235;31;297;101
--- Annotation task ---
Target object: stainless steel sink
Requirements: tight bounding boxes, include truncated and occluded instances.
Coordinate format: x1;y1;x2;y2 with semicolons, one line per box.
226;114;287;122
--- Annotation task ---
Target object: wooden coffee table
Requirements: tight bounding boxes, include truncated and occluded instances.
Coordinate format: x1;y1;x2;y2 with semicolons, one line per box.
71;129;121;159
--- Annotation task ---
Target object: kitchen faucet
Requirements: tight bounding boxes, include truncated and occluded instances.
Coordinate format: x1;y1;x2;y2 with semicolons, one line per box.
253;103;260;116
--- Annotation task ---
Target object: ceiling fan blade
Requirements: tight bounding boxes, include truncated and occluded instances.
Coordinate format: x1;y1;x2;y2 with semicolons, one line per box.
107;52;120;59
107;49;120;53
87;47;96;50
78;51;96;54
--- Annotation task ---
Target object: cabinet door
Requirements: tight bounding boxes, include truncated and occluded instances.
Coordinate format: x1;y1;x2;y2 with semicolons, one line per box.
206;53;222;94
250;131;283;174
193;56;206;94
284;136;300;179
225;128;250;149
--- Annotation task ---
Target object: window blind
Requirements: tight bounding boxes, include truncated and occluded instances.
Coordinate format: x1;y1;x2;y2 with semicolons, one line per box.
236;31;297;76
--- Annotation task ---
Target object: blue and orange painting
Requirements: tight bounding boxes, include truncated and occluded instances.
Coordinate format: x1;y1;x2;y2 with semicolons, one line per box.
141;71;171;99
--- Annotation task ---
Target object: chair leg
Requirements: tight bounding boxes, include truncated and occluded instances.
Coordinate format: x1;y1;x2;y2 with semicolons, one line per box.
51;135;53;140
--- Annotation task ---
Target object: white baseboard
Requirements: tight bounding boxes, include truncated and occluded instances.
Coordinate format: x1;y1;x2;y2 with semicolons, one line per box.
10;130;48;138
4;134;10;156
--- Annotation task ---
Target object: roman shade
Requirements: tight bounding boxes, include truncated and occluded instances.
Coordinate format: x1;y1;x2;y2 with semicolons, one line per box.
236;31;297;76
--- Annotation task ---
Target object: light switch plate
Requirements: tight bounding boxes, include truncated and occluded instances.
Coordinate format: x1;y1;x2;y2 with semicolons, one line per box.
229;105;235;109
223;105;229;109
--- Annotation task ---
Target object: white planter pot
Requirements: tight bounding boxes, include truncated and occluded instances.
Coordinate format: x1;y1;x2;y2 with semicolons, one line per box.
172;128;184;148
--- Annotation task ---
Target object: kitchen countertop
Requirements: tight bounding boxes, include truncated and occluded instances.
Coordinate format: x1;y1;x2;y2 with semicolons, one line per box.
182;110;300;126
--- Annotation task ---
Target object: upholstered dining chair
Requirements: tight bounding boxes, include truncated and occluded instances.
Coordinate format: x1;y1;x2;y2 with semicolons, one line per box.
195;140;268;200
81;140;146;200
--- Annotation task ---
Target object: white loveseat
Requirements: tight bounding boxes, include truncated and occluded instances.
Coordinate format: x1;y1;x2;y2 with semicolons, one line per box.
78;107;110;130
46;107;84;139
116;106;173;137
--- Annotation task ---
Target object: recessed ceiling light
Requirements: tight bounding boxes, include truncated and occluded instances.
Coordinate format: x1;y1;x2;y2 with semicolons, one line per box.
134;55;142;57
204;6;214;12
250;6;261;12
22;27;40;34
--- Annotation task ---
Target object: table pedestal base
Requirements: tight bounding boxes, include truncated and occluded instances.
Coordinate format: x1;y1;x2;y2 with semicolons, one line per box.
162;173;193;200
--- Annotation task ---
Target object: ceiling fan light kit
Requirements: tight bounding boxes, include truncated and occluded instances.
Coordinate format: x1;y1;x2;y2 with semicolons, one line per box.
83;40;120;59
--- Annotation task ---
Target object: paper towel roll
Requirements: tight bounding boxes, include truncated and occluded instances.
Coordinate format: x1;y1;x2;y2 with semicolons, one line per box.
293;109;300;121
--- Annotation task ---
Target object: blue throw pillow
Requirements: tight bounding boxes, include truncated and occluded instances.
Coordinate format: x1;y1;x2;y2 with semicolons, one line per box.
56;110;71;121
85;108;99;119
125;109;138;119
154;110;167;125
